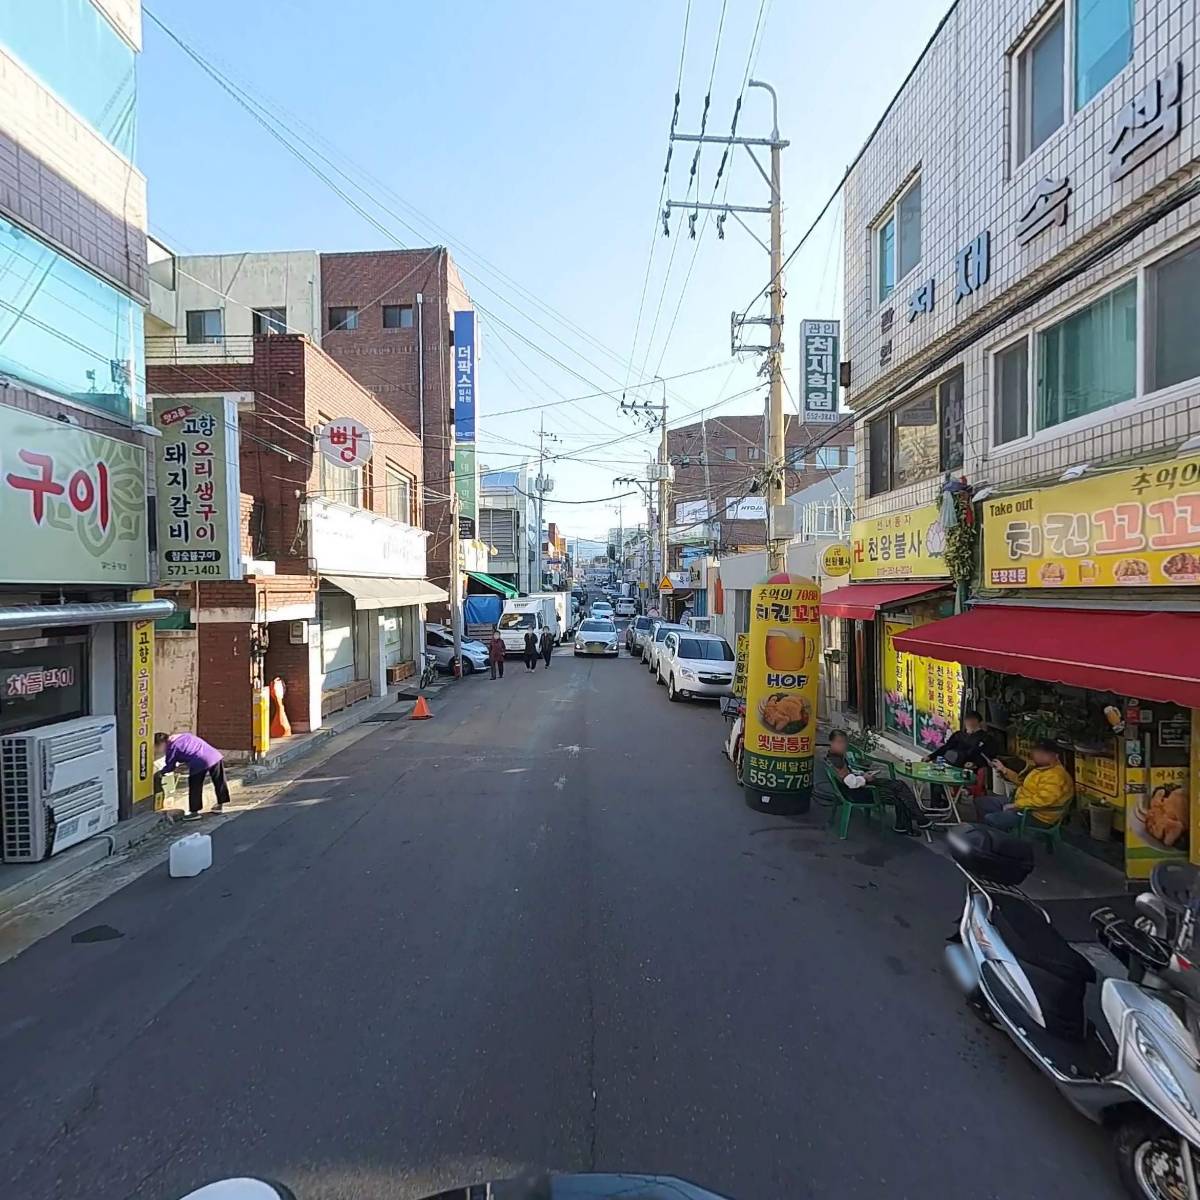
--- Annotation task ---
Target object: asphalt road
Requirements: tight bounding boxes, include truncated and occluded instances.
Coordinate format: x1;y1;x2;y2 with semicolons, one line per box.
0;638;1125;1200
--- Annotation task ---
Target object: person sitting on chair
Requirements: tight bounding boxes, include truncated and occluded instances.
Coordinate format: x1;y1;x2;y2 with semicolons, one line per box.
826;730;930;835
927;710;994;768
974;739;1074;831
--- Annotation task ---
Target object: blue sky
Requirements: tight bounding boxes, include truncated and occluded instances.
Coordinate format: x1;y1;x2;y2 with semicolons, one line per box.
139;0;951;538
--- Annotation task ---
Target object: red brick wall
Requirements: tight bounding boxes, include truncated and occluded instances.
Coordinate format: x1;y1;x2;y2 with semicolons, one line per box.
196;620;253;753
264;630;312;734
319;250;459;595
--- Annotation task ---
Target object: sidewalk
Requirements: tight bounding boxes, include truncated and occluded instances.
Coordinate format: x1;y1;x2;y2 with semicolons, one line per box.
0;672;470;919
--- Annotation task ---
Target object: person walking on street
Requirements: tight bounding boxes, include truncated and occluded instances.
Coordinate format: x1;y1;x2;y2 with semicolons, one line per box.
488;630;506;680
523;629;538;672
155;730;231;820
539;626;554;669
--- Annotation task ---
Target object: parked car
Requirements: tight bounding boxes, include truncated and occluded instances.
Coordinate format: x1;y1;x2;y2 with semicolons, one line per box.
590;600;614;620
643;621;688;674
626;614;654;655
574;618;619;657
656;632;735;701
425;626;489;674
614;596;638;618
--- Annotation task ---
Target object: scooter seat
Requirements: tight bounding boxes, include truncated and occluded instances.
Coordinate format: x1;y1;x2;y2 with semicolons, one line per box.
991;895;1095;984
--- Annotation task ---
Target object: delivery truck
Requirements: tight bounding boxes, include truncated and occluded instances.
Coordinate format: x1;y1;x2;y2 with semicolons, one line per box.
497;596;563;653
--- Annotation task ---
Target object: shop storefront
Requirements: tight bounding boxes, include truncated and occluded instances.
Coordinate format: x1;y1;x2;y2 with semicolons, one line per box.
893;456;1200;879
0;406;170;863
820;503;955;753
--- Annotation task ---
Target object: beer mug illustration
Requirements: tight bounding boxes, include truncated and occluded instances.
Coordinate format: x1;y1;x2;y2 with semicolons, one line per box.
764;628;814;671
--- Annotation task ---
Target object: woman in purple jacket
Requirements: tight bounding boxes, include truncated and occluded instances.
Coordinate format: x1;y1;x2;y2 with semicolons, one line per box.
155;730;231;818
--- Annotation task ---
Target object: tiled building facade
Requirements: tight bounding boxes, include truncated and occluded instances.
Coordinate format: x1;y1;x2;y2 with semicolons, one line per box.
844;0;1200;517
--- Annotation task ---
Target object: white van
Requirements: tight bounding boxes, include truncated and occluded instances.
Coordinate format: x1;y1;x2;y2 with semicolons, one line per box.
527;591;567;642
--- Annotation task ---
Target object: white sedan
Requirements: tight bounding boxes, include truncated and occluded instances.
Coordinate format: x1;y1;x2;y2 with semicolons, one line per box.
590;601;614;620
656;631;736;701
574;618;619;656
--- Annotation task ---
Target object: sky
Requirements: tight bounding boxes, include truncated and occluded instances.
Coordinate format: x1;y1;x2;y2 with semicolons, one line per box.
138;0;952;539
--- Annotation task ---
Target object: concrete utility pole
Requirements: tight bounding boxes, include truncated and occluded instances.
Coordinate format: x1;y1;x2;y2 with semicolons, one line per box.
657;375;669;588
667;79;789;573
533;415;557;592
450;487;463;669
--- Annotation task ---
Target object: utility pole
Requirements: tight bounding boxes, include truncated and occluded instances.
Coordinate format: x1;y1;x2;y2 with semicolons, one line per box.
657;375;669;590
618;383;670;602
667;79;788;573
449;486;462;670
533;415;557;593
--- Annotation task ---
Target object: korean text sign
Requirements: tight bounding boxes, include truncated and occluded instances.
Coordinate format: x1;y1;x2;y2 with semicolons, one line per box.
152;396;243;581
130;588;155;806
453;311;476;443
742;577;821;808
800;320;840;425
0;405;148;585
981;455;1200;589
850;504;949;581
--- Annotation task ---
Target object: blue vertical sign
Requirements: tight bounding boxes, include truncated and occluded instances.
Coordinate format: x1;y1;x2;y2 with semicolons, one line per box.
453;311;477;530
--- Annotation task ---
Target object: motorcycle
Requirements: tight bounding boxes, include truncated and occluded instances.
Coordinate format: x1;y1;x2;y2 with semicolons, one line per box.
945;824;1200;1199
177;1172;732;1200
720;695;746;785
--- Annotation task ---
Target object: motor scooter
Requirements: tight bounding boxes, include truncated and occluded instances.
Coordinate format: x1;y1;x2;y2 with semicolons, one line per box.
719;695;745;785
945;823;1200;1200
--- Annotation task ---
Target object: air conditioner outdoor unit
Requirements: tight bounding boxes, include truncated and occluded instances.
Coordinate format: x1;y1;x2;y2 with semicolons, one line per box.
0;716;119;862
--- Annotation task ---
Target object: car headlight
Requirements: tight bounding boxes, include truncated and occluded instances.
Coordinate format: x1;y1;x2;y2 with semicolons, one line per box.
1134;1019;1196;1115
680;668;697;679
575;640;585;649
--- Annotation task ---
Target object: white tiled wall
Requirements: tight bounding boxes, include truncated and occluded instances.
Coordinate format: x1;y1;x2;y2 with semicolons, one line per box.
844;0;1200;517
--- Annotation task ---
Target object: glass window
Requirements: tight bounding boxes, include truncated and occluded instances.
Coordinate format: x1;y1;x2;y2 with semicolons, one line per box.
867;416;890;496
994;341;1030;445
1018;10;1065;160
1150;240;1200;392
1075;0;1133;108
1037;281;1136;430
383;304;414;329
0;215;145;421
747;446;762;460
0;639;88;734
896;180;922;280
938;369;965;472
318;454;361;506
385;468;411;524
816;447;841;470
328;306;359;331
186;309;223;345
252;307;287;335
891;388;940;488
0;0;137;157
723;446;738;461
877;216;896;301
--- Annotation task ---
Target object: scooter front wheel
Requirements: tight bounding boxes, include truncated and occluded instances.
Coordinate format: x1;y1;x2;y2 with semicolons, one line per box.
1115;1113;1195;1200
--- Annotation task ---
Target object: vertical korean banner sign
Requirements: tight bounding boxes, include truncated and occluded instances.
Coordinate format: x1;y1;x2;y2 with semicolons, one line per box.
152;396;243;580
743;576;821;811
130;588;155;805
453;311;478;529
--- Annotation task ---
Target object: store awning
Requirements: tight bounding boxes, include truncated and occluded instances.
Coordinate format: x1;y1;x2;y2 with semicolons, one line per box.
466;570;519;599
820;581;948;620
892;606;1200;710
322;576;448;610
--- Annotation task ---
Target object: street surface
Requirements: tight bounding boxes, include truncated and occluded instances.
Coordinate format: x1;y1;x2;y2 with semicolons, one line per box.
0;633;1124;1200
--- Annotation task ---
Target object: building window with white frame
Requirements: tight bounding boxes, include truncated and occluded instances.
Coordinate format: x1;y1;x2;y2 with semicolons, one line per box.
815;446;841;470
317;450;361;507
875;177;921;302
384;466;412;524
252;307;287;335
186;309;223;345
1147;239;1200;393
1014;0;1132;163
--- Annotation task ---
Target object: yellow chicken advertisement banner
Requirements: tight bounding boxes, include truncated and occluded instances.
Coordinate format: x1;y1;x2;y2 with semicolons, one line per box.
743;577;821;810
982;456;1200;589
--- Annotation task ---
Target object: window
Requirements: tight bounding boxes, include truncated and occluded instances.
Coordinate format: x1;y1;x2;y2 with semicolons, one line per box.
252;307;287;335
891;388;939;488
938;369;965;473
385;467;412;524
994;341;1030;446
1037;281;1136;430
1015;0;1132;162
185;309;223;345
787;448;806;468
815;447;841;470
747;446;762;460
1148;240;1200;392
723;447;738;461
875;177;922;301
1075;0;1133;109
383;304;415;329
1017;10;1065;161
317;451;361;506
867;416;891;497
328;306;359;331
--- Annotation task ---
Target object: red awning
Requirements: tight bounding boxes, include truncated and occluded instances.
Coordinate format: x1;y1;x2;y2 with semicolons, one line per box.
820;581;949;620
893;606;1200;709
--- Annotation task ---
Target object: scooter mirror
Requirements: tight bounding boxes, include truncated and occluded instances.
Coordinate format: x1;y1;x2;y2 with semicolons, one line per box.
1135;892;1169;936
178;1181;295;1200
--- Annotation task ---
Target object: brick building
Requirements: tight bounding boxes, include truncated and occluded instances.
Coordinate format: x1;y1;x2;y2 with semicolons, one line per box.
667;414;855;551
146;334;440;757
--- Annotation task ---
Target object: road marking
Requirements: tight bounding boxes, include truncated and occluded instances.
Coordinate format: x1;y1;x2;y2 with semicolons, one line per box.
554;776;567;791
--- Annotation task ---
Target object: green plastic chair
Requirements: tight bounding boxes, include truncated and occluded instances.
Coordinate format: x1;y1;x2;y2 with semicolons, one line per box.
1014;802;1072;853
824;762;886;840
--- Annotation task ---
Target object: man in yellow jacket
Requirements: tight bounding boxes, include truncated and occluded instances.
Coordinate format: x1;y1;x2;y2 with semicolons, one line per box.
974;740;1074;832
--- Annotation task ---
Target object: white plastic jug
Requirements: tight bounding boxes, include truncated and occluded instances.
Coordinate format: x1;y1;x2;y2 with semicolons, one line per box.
169;832;213;878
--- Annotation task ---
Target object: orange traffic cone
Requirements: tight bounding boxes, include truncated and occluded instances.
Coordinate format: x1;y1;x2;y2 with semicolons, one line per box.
410;695;433;720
